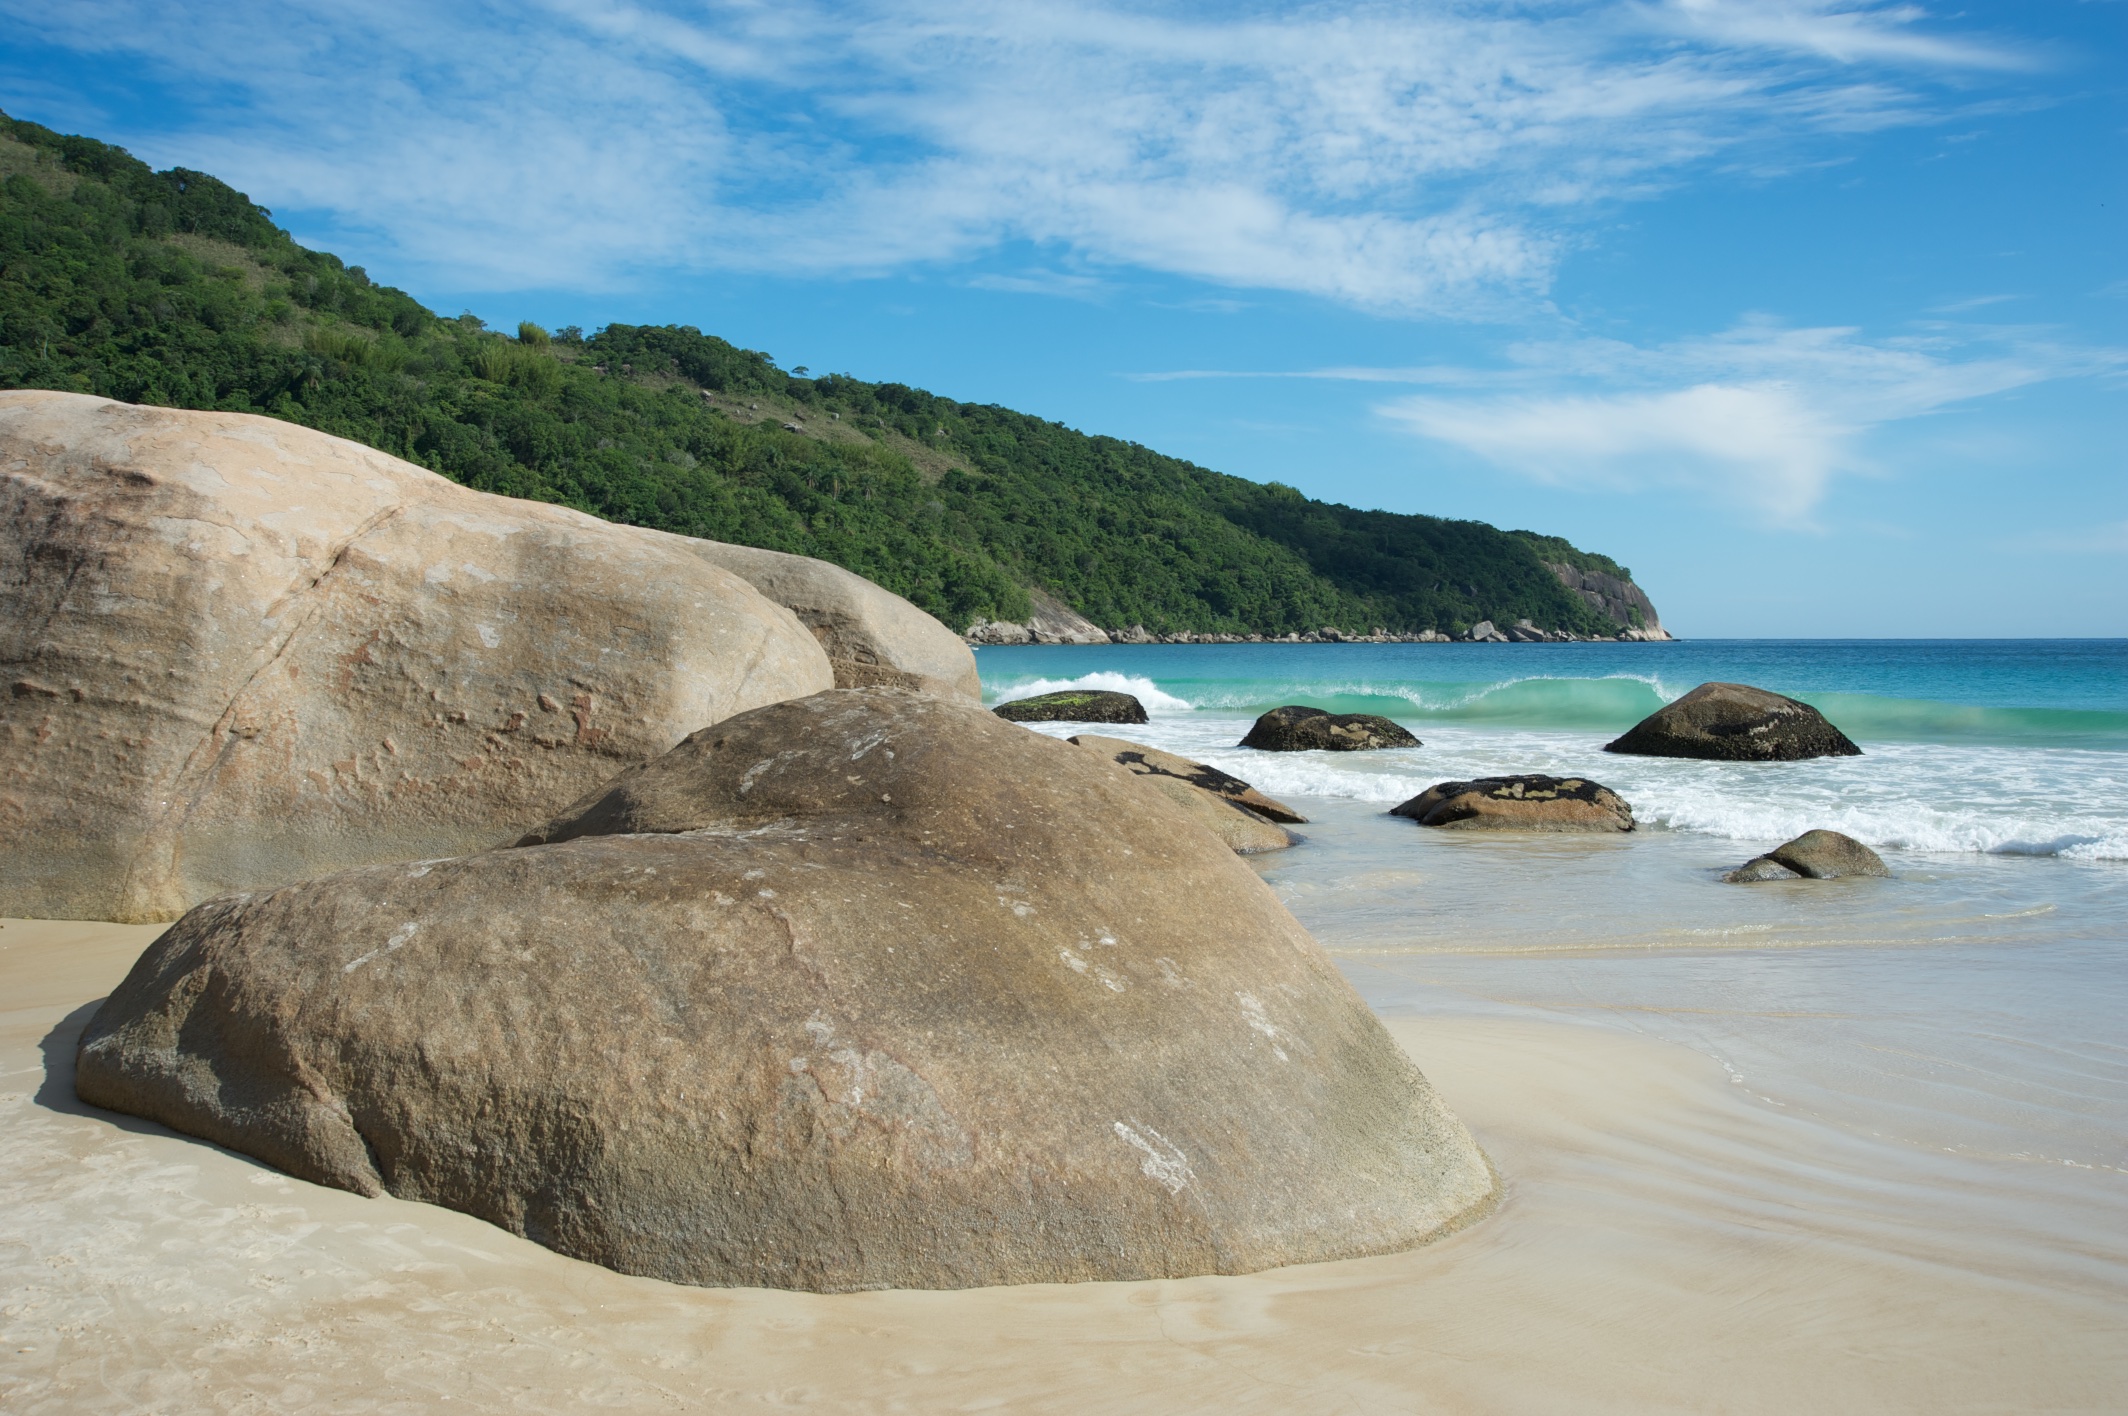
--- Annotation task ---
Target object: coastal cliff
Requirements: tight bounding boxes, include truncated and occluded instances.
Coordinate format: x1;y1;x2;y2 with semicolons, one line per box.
1543;563;1670;640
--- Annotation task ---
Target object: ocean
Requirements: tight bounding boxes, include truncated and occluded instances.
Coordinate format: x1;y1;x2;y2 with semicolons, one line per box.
983;639;2128;1291
6;640;2123;1406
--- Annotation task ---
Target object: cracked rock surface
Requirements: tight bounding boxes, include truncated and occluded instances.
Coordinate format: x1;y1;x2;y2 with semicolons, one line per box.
0;391;833;921
77;688;1494;1292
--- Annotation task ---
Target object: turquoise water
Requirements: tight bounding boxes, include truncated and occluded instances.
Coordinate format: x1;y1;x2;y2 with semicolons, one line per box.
978;639;2128;749
980;639;2128;860
981;638;2128;1238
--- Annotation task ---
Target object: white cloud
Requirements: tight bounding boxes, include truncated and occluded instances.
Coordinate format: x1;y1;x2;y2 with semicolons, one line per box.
1369;321;2113;524
1650;1;2033;70
0;0;2035;306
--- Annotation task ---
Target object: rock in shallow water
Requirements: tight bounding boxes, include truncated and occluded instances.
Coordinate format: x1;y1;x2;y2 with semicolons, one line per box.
1391;775;1635;833
1724;829;1888;882
77;688;1494;1293
1066;735;1301;854
1241;706;1420;752
1605;682;1861;762
991;689;1148;724
1067;736;1308;825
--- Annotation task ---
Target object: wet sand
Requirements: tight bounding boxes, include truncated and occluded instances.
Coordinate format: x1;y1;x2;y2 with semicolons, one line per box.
6;914;2123;1413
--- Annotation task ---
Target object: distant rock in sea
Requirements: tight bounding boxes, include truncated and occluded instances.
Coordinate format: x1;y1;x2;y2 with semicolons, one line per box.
76;688;1495;1292
1241;706;1420;752
1724;830;1889;882
1391;775;1635;832
1605;682;1862;762
993;689;1149;724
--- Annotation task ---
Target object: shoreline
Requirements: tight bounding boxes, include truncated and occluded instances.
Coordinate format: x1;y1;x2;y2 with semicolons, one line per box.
7;913;2122;1413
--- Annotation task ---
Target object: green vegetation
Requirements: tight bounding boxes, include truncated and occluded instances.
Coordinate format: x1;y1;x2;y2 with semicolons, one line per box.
0;112;1646;637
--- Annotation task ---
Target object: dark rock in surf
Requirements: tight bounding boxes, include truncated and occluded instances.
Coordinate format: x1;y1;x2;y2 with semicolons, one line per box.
75;688;1493;1293
1604;682;1861;762
1241;706;1419;753
1068;735;1308;825
1067;735;1301;853
1724;829;1888;882
1391;775;1634;833
992;689;1148;724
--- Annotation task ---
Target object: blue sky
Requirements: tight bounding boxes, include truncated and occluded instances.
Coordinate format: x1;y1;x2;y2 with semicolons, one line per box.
4;0;2123;636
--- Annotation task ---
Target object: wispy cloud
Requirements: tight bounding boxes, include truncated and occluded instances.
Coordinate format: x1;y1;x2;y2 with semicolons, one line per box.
1135;320;2120;525
0;0;2036;308
2006;520;2128;555
1379;322;2115;524
965;268;1112;301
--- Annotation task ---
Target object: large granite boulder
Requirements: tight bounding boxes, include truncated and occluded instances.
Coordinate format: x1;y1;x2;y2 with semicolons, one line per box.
1068;735;1301;854
685;541;979;701
1724;829;1888;882
1068;736;1307;824
1241;706;1419;752
993;689;1148;724
1605;682;1861;761
1391;775;1634;832
0;391;832;923
76;688;1495;1293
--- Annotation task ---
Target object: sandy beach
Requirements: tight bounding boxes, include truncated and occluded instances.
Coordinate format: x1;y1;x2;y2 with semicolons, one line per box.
8;910;2123;1414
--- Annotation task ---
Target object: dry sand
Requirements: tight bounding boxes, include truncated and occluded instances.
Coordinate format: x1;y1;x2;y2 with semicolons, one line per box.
5;915;2123;1413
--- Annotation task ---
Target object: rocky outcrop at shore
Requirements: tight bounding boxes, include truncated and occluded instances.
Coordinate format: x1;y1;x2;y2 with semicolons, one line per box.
1544;562;1670;640
685;542;979;701
77;688;1496;1292
966;618;1664;646
1241;706;1419;752
1069;734;1303;852
0;392;840;923
1606;683;1862;762
1724;830;1888;882
993;689;1149;724
964;589;1112;645
1391;776;1635;832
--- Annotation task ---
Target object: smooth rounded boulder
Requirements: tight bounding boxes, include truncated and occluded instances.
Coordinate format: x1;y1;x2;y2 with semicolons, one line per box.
1391;775;1634;832
1724;829;1889;882
1068;735;1301;854
992;689;1148;724
0;392;832;923
77;688;1495;1294
1605;682;1861;762
1241;705;1419;752
684;540;979;701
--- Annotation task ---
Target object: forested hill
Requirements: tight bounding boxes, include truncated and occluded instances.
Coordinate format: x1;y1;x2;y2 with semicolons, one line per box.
0;112;1657;638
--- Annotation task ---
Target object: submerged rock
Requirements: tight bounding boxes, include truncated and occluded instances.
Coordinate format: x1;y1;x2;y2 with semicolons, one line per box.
1241;706;1420;753
1724;829;1888;882
77;688;1494;1293
992;689;1148;724
1068;735;1301;854
1391;775;1634;833
0;391;832;923
1604;682;1862;762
